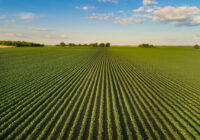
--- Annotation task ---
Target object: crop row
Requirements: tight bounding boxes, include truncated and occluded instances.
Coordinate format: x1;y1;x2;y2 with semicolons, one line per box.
1;48;199;140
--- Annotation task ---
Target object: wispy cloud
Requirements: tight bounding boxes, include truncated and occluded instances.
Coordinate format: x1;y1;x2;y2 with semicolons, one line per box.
9;19;17;23
75;6;95;11
0;12;39;23
133;14;153;19
59;34;67;39
114;16;144;25
143;0;158;6
194;32;200;40
5;32;25;37
133;7;154;13
30;27;49;32
17;12;37;21
119;10;124;13
99;0;158;26
0;15;6;19
43;33;68;39
89;13;114;21
97;0;118;4
2;30;68;42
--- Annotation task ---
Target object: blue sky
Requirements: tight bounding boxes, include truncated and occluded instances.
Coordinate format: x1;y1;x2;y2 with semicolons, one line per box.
0;0;200;45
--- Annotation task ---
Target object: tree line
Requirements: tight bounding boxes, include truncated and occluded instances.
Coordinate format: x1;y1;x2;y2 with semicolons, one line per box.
0;41;44;47
138;44;155;48
59;42;111;47
139;43;200;49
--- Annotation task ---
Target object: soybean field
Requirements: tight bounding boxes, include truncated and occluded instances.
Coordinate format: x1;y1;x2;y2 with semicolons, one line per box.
0;47;200;140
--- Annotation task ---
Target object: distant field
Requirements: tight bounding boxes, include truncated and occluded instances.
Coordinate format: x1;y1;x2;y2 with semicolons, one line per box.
111;45;138;48
0;45;15;48
0;47;200;140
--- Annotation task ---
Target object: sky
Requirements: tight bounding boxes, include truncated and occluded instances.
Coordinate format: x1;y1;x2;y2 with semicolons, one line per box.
0;0;200;45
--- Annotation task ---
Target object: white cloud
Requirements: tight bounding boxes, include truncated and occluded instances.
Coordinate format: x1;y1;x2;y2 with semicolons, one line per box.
191;16;200;25
114;16;144;25
89;13;114;21
153;6;200;21
75;6;95;11
143;0;158;6
18;12;37;21
98;0;118;4
153;6;200;26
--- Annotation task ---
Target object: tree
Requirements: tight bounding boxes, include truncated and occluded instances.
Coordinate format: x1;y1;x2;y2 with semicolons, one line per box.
68;43;76;46
106;43;110;47
60;42;66;47
194;44;199;49
139;44;155;48
93;43;98;47
99;43;105;47
16;43;21;47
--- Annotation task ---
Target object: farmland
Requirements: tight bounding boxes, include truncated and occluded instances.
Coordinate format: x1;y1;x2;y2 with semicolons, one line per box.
0;47;200;140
